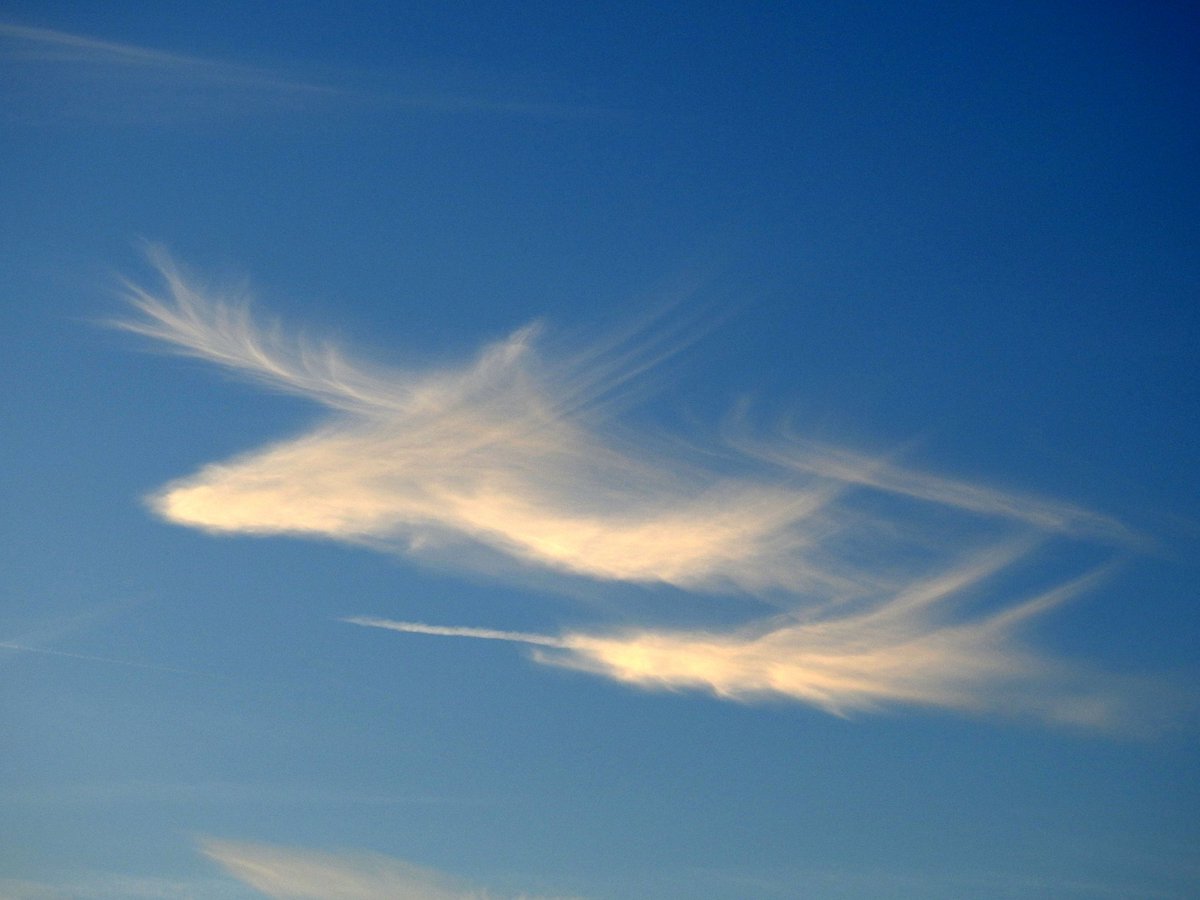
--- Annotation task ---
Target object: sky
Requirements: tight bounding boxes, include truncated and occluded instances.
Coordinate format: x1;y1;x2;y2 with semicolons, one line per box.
1;2;1198;898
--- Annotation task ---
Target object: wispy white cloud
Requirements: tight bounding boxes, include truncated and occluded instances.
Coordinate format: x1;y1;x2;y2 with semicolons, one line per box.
119;253;1140;725
117;256;827;592
118;253;1117;594
200;838;574;900
345;556;1126;726
735;431;1134;543
343;618;570;648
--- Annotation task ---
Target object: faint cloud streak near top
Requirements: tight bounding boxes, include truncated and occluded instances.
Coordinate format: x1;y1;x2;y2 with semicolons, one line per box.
0;19;339;95
0;19;612;122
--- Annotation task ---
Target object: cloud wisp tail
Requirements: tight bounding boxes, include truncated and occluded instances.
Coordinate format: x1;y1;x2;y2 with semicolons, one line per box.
344;558;1126;728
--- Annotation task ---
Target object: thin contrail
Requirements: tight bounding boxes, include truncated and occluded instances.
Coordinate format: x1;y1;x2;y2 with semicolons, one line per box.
341;616;569;648
0;641;217;678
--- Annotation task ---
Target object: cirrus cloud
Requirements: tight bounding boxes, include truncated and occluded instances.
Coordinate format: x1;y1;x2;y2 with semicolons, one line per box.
119;252;1140;726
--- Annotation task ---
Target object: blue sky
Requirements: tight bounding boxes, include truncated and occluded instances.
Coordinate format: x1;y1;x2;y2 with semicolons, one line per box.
2;3;1198;898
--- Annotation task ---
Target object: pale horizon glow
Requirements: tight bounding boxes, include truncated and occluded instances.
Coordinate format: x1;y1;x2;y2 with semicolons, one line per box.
200;837;564;900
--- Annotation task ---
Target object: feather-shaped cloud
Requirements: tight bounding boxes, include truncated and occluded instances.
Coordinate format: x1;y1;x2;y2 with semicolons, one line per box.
121;253;1136;724
119;253;1120;588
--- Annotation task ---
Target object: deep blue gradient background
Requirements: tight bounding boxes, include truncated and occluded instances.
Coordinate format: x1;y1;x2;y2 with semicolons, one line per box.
2;3;1197;897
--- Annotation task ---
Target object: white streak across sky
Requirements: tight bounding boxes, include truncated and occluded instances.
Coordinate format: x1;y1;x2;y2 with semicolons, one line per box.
343;560;1123;727
0;20;339;97
0;19;609;121
120;252;1136;725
